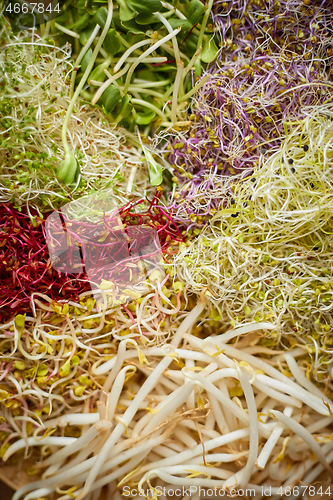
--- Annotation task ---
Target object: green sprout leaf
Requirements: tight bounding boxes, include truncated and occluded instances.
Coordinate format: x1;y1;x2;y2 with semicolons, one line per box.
103;28;121;55
135;13;158;24
121;19;145;34
81;48;92;73
149;163;163;186
67;13;90;32
129;0;162;14
144;148;163;186
71;355;81;366
59;359;71;378
194;58;202;77
37;364;48;377
116;94;133;120
79;26;96;46
168;19;192;32
76;0;86;16
13;361;26;371
94;7;109;28
188;0;205;25
118;0;137;21
201;35;219;63
89;63;108;85
57;152;78;185
135;110;156;125
99;85;121;113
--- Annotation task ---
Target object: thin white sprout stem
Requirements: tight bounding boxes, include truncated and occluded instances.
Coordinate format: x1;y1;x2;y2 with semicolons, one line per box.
40;423;102;467
127;85;165;98
256;406;293;470
45;426;177;498
195;336;331;415
123;28;181;94
44;433;106;479
305;415;333;434
302;446;333;486
107;366;135;421
132;79;173;87
154;463;234;479
131;99;165;119
178;74;210;102
252;378;302;408
285;353;333;404
131;388;182;438
69;24;102;96
187;452;249;464
207;322;277;344
136;428;251;480
54;23;80;38
161;2;186;19
184;358;195;410
256;373;328;413
180;370;251;428
172;61;184;124
140;469;233;489
154;12;181;66
269;409;332;472
137;382;196;437
184;45;202;75
91;64;130;105
126;165;137;193
234;363;258;489
208;394;230;435
102;339;137;392
196;0;214;50
160;120;192;127
173;427;197;448
24;488;54;500
108;56;167;65
113;39;154;73
3;437;76;462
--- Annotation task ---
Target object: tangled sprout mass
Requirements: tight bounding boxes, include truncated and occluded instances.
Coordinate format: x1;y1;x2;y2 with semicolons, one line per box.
165;0;333;225
173;107;333;382
1;1;333;499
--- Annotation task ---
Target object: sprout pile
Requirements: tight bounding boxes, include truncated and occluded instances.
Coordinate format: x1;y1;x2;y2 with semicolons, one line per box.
173;106;333;382
0;279;190;451
0;189;182;319
47;0;219;133
0;26;159;210
0;204;89;320
3;306;333;500
165;0;333;224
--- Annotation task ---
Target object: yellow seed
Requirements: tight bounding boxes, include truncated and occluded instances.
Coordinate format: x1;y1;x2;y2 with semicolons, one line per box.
123;288;142;300
99;280;114;290
37;364;48;377
13;361;25;370
37;376;48;385
62;303;69;315
79;375;90;385
149;270;163;282
59;359;71;377
74;386;87;397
